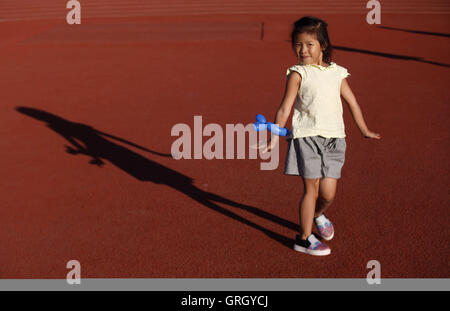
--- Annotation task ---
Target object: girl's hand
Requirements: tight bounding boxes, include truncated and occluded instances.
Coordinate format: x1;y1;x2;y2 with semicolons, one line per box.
262;136;280;153
363;130;381;139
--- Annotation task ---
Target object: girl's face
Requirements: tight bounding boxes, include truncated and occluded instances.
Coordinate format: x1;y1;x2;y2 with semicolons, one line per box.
293;32;325;65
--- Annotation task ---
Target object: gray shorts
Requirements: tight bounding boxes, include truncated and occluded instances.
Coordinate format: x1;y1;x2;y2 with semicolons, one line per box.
284;135;346;179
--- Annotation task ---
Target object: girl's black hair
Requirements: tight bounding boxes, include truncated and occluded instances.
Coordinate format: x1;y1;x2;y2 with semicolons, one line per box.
291;16;332;63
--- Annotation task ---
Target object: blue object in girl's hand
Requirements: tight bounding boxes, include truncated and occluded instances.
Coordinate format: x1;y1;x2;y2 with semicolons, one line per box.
253;122;267;131
255;114;266;123
253;114;290;137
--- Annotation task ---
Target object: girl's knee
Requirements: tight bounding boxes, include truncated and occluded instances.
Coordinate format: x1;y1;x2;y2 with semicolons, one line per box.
318;178;337;204
318;193;334;205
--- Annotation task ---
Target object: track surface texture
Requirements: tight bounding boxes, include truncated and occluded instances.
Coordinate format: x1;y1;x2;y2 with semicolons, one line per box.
1;1;449;278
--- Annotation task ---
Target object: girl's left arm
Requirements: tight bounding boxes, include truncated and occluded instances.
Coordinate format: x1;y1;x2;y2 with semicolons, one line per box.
340;79;381;139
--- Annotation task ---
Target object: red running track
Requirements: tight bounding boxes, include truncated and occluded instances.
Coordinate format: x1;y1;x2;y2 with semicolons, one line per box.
0;2;449;278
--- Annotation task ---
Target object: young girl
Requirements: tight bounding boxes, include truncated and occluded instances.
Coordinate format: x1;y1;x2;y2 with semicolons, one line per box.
267;16;381;256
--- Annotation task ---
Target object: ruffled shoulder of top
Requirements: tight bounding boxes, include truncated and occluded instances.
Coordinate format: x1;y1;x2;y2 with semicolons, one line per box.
286;65;306;77
334;63;351;79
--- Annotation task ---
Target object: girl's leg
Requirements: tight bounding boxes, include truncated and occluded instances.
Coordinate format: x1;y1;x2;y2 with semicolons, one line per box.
314;177;338;217
299;177;320;239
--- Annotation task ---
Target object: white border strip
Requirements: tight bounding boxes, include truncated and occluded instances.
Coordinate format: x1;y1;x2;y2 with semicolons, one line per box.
0;278;448;291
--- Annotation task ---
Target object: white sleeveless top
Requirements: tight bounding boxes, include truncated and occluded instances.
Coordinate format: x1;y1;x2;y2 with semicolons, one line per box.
286;62;350;138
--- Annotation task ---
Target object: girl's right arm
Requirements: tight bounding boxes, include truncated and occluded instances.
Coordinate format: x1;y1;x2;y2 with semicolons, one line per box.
265;72;301;151
274;72;301;127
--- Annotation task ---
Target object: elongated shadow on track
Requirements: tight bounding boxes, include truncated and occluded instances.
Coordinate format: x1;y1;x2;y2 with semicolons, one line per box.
333;45;450;68
16;106;296;249
377;26;450;38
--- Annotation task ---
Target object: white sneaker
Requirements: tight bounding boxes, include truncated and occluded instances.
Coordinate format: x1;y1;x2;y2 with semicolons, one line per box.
314;214;334;241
